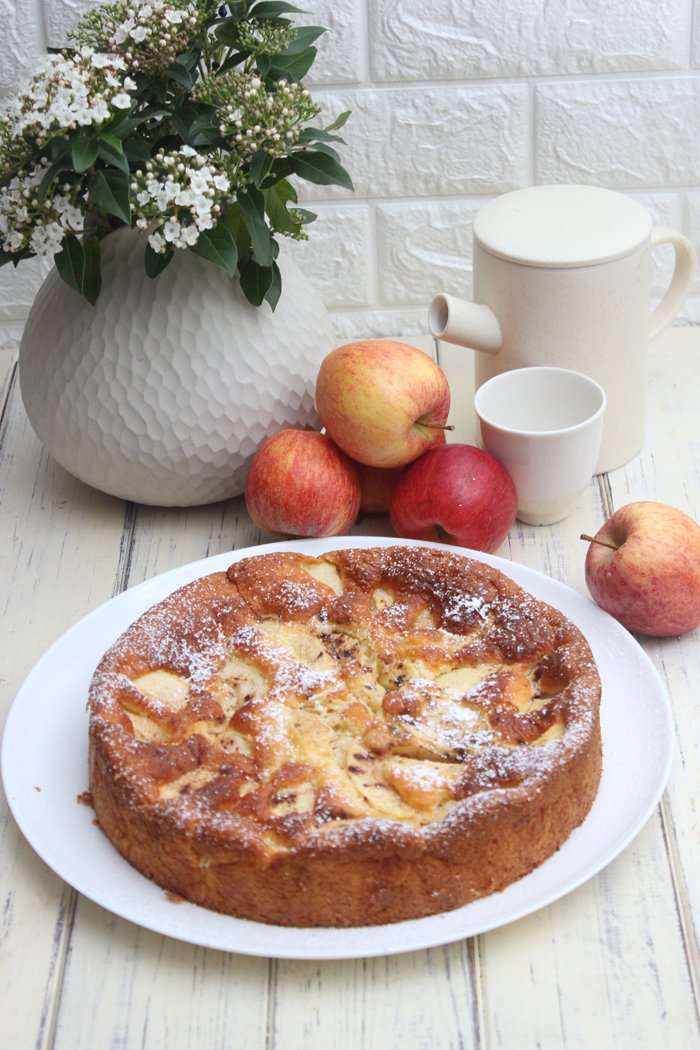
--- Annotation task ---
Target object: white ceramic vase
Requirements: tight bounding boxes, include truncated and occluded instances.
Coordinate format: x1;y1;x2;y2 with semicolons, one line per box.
19;227;335;506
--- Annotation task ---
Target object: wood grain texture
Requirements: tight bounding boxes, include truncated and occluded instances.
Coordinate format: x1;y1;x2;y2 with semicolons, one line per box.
606;328;700;1036
0;351;129;1050
1;331;698;1049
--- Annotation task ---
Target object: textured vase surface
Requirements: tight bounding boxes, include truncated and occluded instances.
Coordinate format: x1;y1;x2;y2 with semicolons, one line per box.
19;227;335;506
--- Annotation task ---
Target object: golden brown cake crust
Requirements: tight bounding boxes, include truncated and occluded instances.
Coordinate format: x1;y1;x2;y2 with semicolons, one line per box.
88;545;602;927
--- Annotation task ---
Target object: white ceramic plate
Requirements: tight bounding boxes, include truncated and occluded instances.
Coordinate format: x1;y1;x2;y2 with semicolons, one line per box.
1;537;673;960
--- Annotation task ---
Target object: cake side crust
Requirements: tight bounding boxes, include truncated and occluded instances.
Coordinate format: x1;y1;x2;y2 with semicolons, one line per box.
88;545;603;927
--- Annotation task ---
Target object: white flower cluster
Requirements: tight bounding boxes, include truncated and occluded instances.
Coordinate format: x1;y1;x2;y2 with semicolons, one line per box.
75;0;200;72
197;71;321;161
0;0;341;285
0;162;84;257
9;49;136;147
130;145;233;253
235;19;295;57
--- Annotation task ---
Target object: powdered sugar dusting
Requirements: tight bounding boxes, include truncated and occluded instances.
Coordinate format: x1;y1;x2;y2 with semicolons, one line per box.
444;592;491;622
88;546;601;855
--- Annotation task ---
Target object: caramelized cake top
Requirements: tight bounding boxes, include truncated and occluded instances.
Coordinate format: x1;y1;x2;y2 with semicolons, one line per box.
88;546;601;859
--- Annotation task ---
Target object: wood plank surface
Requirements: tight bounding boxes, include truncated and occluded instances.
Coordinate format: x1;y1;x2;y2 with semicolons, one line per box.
0;349;130;1050
605;327;700;1029
1;331;698;1049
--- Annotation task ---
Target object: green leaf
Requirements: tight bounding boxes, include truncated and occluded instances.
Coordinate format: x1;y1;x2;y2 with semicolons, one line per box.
264;180;301;235
290;150;354;190
250;151;274;188
297;207;317;225
238;187;274;267
221;203;252;258
170;102;221;147
177;47;201;72
256;54;272;78
304;140;341;163
165;61;194;91
221;202;242;236
82;236;102;305
191;112;223;147
37;158;69;204
250;2;304;18
264;260;282;310
239;258;274;307
270;178;297;205
99;130;125;153
145;244;174;278
265;155;294;183
218;50;250;74
213;20;243;47
298;126;344;145
298;111;351;146
89;169;131;224
325;110;351;133
123;137;152;165
99;112;132;137
97;133;129;173
188;224;238;276
283;26;325;54
192;128;223;148
71;137;99;173
267;47;317;82
125;106;168;127
54;234;84;296
140;82;168;107
48;136;72;163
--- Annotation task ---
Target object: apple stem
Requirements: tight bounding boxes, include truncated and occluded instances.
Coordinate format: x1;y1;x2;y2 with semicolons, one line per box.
423;423;456;431
580;532;620;552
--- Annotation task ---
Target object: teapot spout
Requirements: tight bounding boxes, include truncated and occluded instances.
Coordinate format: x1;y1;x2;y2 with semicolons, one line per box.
429;293;502;354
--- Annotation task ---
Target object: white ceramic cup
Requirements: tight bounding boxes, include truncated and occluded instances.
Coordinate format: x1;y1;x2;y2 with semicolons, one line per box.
429;184;695;473
474;366;607;526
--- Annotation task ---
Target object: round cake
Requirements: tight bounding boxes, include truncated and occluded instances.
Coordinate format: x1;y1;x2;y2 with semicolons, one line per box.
87;544;603;927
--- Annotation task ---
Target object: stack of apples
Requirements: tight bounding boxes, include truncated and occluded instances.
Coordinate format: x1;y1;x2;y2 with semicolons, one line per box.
245;339;518;554
244;337;700;638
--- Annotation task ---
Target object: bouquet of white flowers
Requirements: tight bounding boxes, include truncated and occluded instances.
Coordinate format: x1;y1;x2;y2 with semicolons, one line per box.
0;0;352;308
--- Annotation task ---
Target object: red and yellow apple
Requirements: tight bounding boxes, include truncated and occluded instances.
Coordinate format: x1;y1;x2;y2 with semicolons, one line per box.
245;429;361;537
389;443;518;553
315;339;451;469
354;432;446;514
582;500;700;636
354;462;403;514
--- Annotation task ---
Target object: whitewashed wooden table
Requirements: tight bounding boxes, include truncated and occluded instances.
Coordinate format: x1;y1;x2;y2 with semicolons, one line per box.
1;327;698;1049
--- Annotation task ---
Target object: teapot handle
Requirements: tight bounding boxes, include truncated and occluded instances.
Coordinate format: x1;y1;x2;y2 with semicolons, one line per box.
649;227;696;340
429;293;503;354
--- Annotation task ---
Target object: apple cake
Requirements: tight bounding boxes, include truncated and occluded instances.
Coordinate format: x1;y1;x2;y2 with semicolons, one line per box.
87;544;602;928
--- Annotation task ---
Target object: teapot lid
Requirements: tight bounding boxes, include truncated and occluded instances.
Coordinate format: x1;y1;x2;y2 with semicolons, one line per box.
473;184;652;267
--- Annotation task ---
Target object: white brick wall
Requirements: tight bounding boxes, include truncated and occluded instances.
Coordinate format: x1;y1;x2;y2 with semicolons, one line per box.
2;0;700;346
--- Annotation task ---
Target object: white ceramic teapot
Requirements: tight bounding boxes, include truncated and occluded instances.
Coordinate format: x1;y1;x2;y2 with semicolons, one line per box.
429;184;696;472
